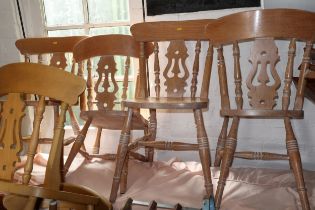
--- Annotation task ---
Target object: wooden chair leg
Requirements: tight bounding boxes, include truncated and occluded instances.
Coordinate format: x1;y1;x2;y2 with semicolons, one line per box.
120;152;129;194
53;105;60;130
63;117;92;176
214;117;229;167
23;196;38;210
146;109;157;162
284;118;310;210
193;109;213;198
68;106;80;136
109;108;133;203
93;128;102;154
215;117;239;209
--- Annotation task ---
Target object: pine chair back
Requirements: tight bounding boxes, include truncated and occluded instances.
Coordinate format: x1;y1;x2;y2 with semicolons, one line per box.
206;9;315;117
73;34;152;112
131;19;213;101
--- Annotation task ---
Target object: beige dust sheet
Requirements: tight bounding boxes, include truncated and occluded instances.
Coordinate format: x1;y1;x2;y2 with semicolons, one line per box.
15;155;315;210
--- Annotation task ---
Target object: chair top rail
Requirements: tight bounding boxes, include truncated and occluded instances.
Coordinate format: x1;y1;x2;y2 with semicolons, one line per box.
15;36;88;54
131;19;215;41
0;63;85;105
206;9;315;46
73;34;154;62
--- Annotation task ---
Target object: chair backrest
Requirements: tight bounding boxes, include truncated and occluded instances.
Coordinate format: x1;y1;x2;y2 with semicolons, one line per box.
206;9;315;117
15;36;87;72
0;63;85;188
73;34;154;111
131;19;214;100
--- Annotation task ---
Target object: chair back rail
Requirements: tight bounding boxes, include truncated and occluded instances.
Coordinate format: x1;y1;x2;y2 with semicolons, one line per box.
15;36;88;54
0;63;85;105
131;19;214;99
206;9;315;45
15;36;87;70
205;9;315;117
73;34;154;111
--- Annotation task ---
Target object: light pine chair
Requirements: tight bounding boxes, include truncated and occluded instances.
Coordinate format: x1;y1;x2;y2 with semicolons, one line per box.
110;19;215;203
206;9;315;209
64;35;154;175
0;63;111;210
15;36;87;144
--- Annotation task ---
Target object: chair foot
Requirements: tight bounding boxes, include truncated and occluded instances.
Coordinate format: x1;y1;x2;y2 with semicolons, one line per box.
202;195;216;210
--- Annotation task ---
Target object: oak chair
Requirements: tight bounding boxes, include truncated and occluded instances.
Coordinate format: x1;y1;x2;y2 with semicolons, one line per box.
64;34;154;175
0;63;111;210
15;36;87;144
110;20;214;203
206;9;315;209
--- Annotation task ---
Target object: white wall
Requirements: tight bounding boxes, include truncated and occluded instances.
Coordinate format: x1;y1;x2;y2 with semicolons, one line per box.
0;0;23;66
0;0;315;170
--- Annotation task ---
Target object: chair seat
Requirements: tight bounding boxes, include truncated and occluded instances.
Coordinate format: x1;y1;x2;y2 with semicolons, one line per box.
80;110;147;130
123;97;209;109
221;109;304;119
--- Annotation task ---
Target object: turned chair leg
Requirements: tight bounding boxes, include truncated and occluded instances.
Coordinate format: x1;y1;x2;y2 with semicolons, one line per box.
214;117;229;167
215;117;239;209
284;118;310;210
110;108;133;203
63;117;92;176
93;127;102;154
53;105;60;130
146;109;157;162
120;152;129;194
194;109;213;198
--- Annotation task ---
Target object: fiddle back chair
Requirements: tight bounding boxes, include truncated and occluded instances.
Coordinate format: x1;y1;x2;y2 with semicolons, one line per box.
15;36;87;144
206;9;315;209
64;35;154;175
110;20;214;203
0;63;111;210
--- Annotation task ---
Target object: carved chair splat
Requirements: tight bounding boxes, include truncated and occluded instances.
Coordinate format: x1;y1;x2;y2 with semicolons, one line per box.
206;9;315;209
110;19;215;203
63;35;154;177
0;63;111;210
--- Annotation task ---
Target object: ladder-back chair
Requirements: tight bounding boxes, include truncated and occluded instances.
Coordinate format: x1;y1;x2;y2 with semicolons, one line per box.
110;20;214;203
206;9;315;209
0;63;111;210
15;36;87;144
64;35;154;175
